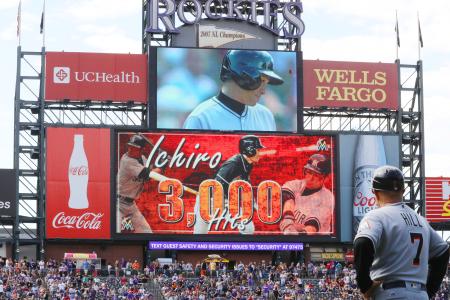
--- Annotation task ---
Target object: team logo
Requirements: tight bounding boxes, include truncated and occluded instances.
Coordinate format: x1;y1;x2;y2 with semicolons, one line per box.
53;67;70;84
316;139;328;151
121;216;134;232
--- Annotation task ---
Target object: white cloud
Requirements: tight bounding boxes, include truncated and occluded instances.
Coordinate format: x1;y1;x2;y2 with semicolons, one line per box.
70;24;141;53
0;0;18;11
64;0;141;21
0;110;14;168
424;94;450;176
303;35;395;62
82;30;141;53
0;20;17;41
303;0;450;56
423;63;450;95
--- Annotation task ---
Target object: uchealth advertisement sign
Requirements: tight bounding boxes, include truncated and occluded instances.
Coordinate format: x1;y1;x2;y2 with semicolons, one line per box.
45;52;147;102
303;60;399;110
116;132;336;237
425;177;450;223
46;128;111;239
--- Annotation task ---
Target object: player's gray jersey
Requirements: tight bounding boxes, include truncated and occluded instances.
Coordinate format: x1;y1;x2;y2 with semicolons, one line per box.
282;180;334;233
117;153;145;199
183;97;276;131
355;202;448;284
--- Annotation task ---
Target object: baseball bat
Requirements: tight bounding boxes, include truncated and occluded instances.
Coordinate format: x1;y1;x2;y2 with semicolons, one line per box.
295;145;318;152
259;149;277;156
149;171;199;196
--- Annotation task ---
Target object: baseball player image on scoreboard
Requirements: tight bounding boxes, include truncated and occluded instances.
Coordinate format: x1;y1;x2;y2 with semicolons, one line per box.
117;135;161;233
354;166;449;300
193;135;264;234
183;50;284;131
280;154;334;235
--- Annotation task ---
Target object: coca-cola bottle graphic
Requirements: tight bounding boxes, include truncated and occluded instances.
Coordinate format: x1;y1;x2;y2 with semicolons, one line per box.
353;135;386;236
68;134;89;209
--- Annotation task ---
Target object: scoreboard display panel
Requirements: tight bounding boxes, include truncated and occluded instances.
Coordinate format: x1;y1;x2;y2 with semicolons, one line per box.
115;131;336;239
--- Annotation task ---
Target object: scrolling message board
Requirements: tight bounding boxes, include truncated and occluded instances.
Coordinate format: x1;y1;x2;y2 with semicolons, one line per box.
115;132;335;237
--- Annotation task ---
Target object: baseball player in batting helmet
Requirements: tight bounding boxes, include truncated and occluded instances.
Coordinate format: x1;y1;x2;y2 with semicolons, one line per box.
117;134;163;234
183;50;283;131
280;153;334;235
354;165;449;299
193;135;264;235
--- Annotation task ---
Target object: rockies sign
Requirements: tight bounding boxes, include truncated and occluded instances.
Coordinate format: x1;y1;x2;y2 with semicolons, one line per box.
146;0;305;38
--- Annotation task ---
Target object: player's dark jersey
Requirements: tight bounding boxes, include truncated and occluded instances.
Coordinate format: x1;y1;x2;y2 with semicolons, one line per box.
215;154;253;194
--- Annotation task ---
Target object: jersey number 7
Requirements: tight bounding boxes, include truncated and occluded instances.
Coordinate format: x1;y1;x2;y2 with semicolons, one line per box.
410;232;423;266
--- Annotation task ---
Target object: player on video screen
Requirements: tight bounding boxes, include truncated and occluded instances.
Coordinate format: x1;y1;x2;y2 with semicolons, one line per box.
280;154;334;235
183;50;283;131
193;135;264;234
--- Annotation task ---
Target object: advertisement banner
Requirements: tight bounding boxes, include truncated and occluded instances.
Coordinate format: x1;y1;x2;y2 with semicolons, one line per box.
425;177;450;223
0;169;16;217
338;134;400;241
156;47;298;132
197;25;261;48
303;60;399;110
46;128;111;239
321;253;344;260
116;132;335;236
45;52;147;103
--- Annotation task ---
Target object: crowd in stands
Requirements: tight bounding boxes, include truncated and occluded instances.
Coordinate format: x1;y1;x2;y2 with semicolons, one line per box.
0;257;155;299
149;260;450;300
1;256;449;299
152;260;363;300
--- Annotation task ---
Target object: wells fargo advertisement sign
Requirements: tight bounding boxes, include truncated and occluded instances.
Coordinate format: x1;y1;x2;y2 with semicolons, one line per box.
303;60;399;110
116;132;336;236
45;52;147;103
46;128;111;239
425;177;450;223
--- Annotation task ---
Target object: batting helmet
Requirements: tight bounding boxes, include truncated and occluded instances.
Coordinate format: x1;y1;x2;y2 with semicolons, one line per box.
372;165;404;192
220;50;284;90
127;135;146;148
304;154;331;175
239;135;264;157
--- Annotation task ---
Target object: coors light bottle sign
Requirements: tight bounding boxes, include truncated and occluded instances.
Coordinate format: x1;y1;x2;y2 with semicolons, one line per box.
46;128;111;239
353;135;386;236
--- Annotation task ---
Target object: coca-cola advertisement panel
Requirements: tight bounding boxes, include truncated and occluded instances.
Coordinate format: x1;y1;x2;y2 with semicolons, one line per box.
45;52;147;103
115;131;336;238
425;177;450;223
338;134;400;242
303;60;399;110
46;128;111;239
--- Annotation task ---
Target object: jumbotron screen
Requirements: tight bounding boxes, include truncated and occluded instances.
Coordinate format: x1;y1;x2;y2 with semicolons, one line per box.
115;132;336;238
155;47;298;132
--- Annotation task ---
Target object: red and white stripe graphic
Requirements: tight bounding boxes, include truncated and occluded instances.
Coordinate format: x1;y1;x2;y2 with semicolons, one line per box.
425;177;450;223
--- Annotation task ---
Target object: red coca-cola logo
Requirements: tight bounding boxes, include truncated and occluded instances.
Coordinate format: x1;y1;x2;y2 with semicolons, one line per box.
353;191;376;207
69;165;88;176
52;212;103;230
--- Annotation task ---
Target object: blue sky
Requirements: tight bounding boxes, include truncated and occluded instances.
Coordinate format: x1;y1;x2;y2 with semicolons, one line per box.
0;0;449;177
